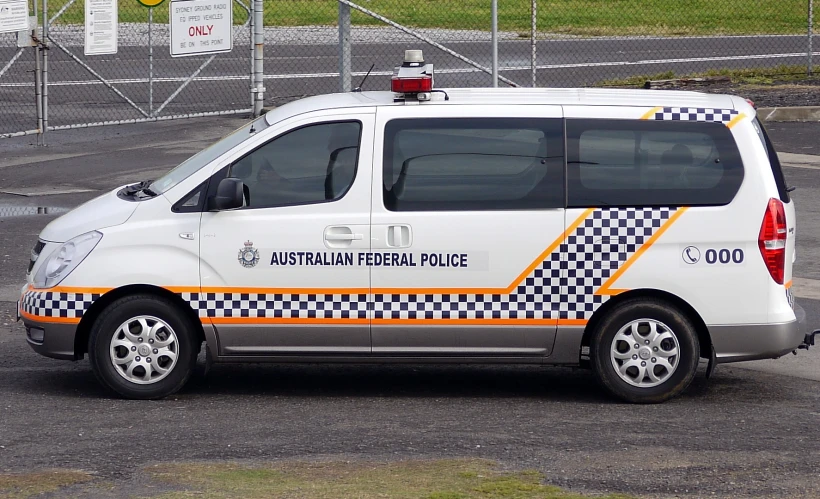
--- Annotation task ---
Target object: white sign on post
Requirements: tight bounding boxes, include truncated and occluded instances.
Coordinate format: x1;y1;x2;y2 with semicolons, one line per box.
0;0;29;34
170;0;233;57
84;0;118;55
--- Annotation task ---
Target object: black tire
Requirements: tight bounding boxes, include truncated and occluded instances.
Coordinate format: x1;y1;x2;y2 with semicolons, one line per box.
590;298;700;404
88;294;199;399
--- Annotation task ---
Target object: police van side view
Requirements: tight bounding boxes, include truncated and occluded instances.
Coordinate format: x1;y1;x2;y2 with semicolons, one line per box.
19;51;817;403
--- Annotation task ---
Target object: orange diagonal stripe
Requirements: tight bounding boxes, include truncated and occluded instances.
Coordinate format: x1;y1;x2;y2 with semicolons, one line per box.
596;207;688;296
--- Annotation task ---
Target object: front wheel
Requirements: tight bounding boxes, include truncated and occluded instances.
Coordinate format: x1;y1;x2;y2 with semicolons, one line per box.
590;298;700;403
89;295;199;399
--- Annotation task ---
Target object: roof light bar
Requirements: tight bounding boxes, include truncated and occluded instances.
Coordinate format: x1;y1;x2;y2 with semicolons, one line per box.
392;50;434;101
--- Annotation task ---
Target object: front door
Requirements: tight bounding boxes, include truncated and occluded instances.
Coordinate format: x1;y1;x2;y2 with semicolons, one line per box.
199;111;374;355
370;105;566;355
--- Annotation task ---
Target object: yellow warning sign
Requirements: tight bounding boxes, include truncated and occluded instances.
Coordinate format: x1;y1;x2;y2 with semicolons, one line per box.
137;0;165;7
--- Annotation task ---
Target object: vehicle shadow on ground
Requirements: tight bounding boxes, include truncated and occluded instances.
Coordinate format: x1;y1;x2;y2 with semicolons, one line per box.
9;357;798;406
172;362;756;403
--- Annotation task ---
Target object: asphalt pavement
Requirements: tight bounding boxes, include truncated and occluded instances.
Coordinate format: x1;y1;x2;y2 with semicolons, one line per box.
1;118;820;497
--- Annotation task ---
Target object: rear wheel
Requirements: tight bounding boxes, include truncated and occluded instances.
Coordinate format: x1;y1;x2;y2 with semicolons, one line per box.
590;298;700;403
89;295;199;399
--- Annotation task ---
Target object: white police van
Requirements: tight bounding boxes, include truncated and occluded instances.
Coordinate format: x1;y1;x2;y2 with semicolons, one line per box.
19;51;816;403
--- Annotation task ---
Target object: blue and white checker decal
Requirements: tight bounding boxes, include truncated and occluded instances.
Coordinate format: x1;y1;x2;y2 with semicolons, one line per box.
653;107;739;125
21;290;101;319
181;292;369;320
786;288;795;310
559;207;675;320
371;207;676;321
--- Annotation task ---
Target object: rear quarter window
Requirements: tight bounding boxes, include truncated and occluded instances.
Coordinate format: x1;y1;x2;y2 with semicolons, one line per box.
567;119;744;208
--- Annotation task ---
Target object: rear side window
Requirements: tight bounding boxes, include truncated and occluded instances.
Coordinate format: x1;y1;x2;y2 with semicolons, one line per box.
567;119;744;208
383;118;564;211
752;118;790;203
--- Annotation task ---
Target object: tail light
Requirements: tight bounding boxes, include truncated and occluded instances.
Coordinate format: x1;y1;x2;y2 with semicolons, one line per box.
758;198;787;284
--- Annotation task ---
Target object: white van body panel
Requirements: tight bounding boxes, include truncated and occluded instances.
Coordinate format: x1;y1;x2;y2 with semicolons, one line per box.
20;87;805;373
39;188;138;243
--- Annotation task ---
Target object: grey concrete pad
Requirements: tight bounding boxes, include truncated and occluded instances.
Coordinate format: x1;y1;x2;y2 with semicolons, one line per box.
0;285;22;304
759;106;820;122
779;152;820;169
0;186;97;196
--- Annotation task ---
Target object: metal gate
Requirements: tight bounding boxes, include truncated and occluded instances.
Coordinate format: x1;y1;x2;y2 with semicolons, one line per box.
40;0;256;133
0;0;42;139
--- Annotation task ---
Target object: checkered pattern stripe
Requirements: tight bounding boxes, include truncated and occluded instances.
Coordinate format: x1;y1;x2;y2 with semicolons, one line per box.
653;107;739;124
786;288;795;310
372;208;676;321
181;292;368;320
373;253;562;321
559;207;675;320
21;290;100;319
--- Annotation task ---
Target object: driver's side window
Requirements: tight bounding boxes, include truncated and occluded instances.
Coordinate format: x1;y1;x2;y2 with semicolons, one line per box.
229;120;362;209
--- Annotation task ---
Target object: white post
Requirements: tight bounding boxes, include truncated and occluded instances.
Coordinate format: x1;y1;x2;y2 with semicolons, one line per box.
252;0;264;115
531;0;536;87
338;1;352;92
491;0;498;87
809;0;814;76
149;7;153;116
41;0;48;144
33;0;43;143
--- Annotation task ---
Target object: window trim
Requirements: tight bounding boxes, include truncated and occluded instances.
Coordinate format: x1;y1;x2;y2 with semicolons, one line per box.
565;118;745;209
381;117;565;212
220;119;364;212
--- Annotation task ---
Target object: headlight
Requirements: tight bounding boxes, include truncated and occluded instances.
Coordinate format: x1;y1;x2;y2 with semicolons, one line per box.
33;231;103;289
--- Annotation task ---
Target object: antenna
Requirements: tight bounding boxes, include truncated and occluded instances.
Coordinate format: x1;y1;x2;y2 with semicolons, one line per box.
353;64;376;92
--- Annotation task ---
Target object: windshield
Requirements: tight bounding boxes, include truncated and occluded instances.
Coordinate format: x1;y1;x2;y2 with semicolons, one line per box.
150;115;269;194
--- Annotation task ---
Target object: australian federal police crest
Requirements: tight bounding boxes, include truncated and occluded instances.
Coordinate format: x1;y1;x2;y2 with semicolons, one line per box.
237;240;260;268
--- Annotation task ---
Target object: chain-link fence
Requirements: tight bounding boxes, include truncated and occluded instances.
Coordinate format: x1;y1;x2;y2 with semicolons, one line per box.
0;0;40;138
40;0;254;131
266;0;817;99
1;0;817;139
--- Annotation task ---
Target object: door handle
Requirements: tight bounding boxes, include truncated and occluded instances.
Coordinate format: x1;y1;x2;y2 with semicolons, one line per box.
324;226;364;248
386;225;412;248
325;233;362;241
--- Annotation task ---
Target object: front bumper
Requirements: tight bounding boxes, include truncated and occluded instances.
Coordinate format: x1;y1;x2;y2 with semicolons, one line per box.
19;301;80;361
710;303;807;364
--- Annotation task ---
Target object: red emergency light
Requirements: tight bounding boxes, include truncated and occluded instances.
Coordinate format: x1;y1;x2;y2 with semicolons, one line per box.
391;76;433;94
392;50;434;99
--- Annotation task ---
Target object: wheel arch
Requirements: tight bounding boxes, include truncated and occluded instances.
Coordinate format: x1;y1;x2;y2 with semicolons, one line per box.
74;284;204;359
580;288;711;365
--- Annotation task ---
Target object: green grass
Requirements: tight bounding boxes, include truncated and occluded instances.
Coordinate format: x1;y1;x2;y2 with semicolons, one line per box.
0;470;93;498
47;0;815;35
597;64;814;87
147;459;634;499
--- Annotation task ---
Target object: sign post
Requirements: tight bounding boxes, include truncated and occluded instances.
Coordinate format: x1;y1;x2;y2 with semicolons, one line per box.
170;0;233;57
84;0;117;55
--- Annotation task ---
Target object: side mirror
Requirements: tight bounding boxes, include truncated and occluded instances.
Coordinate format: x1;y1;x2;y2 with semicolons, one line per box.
209;177;244;211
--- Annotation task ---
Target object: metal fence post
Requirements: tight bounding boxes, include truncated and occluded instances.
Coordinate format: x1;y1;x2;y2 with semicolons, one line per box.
491;0;498;87
252;0;264;116
41;0;47;144
32;0;43;144
148;7;153;117
810;0;815;75
338;1;352;92
531;0;536;87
